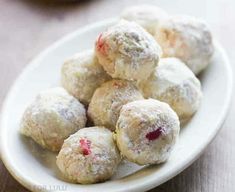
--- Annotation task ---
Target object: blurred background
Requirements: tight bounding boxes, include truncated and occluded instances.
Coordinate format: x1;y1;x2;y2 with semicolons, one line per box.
0;0;234;191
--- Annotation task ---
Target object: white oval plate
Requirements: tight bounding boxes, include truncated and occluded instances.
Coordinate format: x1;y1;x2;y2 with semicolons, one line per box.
0;18;233;192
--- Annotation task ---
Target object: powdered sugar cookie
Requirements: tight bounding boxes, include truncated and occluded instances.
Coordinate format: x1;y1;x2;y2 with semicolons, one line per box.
155;15;214;75
121;5;168;35
20;87;87;152
61;50;110;105
95;20;162;81
88;79;143;131
56;127;121;184
116;99;180;165
138;58;202;121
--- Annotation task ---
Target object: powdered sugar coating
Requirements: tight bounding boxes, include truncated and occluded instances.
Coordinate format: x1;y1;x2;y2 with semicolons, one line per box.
154;15;214;75
56;127;121;184
116;99;180;165
88;79;143;131
121;5;168;35
138;58;202;121
95;20;162;81
61;50;111;105
20;87;87;152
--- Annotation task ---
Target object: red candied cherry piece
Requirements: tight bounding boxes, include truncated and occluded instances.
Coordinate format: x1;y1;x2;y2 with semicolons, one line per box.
79;139;91;155
146;127;163;141
96;34;109;55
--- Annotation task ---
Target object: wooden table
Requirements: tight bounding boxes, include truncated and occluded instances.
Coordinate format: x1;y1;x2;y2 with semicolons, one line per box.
0;0;234;191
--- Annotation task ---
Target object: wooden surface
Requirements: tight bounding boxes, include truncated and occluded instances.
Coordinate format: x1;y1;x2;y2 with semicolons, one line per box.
0;0;234;191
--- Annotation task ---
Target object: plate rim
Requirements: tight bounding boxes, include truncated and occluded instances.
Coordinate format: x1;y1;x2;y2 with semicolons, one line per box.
0;18;233;192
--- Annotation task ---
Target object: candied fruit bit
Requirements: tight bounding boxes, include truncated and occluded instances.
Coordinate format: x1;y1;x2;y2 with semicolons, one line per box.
146;127;163;141
79;139;91;155
113;81;126;88
96;34;109;55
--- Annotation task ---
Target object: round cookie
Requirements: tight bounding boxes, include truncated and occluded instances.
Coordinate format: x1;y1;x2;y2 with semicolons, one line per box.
20;87;87;152
121;4;168;35
138;58;202;121
116;99;180;165
95;20;162;81
154;15;214;75
56;127;121;184
61;49;110;105
88;79;143;131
